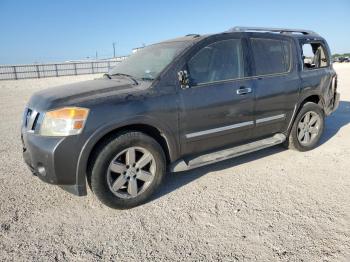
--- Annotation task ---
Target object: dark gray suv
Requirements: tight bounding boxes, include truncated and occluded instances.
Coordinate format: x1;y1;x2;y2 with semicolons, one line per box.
21;27;340;209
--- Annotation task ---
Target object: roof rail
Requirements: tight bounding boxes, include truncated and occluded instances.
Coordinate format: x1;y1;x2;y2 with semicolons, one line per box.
185;34;201;38
228;26;319;36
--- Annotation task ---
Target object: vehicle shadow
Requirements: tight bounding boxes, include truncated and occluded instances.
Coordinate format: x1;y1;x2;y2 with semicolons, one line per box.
319;100;350;145
151;100;350;202
150;145;284;202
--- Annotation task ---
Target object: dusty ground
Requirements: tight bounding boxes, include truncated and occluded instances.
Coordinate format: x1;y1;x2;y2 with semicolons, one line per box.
0;65;349;261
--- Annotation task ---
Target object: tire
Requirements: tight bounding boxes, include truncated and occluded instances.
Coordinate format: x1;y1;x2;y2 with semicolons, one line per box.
284;102;325;151
89;131;166;209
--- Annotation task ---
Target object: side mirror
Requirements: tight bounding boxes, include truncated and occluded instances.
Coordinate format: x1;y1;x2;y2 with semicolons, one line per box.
177;70;190;89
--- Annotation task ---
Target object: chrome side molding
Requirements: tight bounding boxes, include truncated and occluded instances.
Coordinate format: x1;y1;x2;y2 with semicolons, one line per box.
185;121;254;139
186;114;286;139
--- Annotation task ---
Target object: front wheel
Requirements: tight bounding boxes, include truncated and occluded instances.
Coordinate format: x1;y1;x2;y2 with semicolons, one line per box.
284;102;325;151
89;132;166;209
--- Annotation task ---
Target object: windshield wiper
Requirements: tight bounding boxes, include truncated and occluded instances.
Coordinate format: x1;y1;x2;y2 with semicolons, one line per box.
110;73;138;85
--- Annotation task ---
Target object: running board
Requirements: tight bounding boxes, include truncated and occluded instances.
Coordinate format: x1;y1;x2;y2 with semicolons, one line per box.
170;133;286;172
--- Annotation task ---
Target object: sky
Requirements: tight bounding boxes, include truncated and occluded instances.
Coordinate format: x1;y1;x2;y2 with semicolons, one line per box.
0;0;349;65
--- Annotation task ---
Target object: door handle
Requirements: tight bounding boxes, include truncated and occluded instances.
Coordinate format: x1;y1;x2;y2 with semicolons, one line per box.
236;87;252;95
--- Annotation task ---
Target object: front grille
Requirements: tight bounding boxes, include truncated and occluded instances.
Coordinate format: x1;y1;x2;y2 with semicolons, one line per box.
24;108;40;132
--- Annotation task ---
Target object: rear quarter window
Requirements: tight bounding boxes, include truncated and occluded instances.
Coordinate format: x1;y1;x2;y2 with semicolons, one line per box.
251;38;291;76
301;42;329;69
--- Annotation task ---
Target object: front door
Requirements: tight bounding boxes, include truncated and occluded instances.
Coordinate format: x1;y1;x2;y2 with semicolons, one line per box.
179;37;255;156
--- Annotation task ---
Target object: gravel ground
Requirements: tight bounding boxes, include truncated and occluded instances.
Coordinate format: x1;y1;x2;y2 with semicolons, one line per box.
0;65;349;261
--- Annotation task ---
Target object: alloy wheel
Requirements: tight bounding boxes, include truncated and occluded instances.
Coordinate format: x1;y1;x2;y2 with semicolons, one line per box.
297;111;321;146
107;147;156;199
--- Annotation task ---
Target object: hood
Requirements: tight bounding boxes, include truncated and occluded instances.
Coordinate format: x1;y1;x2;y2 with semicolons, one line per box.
28;78;150;111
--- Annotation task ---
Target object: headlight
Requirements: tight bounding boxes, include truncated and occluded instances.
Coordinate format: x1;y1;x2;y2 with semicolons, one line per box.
40;107;89;136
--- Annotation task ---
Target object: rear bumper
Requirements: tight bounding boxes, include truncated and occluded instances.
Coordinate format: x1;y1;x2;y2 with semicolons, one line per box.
21;129;87;196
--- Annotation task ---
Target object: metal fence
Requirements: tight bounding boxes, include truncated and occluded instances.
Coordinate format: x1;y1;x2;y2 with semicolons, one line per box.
0;57;127;81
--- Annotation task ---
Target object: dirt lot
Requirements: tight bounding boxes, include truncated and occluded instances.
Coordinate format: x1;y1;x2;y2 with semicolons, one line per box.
0;64;349;261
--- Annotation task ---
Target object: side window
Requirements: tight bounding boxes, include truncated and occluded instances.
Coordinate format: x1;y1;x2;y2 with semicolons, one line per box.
301;43;329;69
251;38;291;76
187;39;244;85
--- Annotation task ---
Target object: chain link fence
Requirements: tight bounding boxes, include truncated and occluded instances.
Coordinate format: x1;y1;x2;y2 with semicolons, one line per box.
0;57;127;81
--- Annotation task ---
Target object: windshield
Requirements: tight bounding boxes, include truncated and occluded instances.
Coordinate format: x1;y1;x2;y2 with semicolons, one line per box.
109;41;191;80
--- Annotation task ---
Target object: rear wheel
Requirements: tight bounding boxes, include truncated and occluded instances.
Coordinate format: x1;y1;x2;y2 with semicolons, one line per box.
89;132;166;209
284;102;324;151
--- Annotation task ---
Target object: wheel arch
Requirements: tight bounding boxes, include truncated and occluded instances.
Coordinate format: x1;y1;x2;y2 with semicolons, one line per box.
286;93;325;135
284;98;325;151
76;120;179;192
87;123;172;163
299;94;323;108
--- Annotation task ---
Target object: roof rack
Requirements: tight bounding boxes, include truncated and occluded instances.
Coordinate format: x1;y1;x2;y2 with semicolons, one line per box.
228;26;319;36
185;34;201;38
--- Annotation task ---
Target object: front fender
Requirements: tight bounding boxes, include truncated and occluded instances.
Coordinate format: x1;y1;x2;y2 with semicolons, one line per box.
75;115;179;191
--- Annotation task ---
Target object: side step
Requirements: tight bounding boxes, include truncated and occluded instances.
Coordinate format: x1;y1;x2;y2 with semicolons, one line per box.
171;133;286;172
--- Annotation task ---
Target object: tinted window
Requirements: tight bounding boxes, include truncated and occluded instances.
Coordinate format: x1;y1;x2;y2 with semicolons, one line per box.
187;39;244;85
251;38;291;75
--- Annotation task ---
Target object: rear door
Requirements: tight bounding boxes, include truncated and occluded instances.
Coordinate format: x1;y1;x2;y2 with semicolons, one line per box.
248;35;300;139
178;35;255;155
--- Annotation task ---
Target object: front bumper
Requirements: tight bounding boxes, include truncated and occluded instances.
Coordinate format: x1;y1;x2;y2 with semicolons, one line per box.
21;129;87;196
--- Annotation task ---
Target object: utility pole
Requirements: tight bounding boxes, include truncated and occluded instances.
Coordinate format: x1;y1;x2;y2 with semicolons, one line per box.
113;42;116;58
